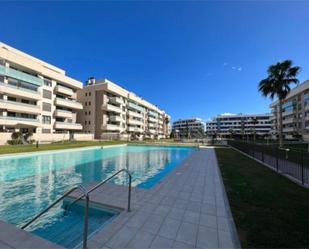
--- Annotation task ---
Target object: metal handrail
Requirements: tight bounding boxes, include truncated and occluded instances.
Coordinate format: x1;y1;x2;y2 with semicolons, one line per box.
21;168;132;248
21;186;79;229
65;168;132;212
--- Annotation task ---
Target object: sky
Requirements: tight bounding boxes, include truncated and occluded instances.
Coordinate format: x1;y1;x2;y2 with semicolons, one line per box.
1;1;309;122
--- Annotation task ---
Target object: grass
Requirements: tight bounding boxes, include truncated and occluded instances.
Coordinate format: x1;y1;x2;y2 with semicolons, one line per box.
0;140;199;155
0;140;125;155
215;147;309;248
284;143;309;153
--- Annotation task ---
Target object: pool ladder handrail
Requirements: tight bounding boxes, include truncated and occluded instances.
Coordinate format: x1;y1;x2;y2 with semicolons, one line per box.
21;168;132;249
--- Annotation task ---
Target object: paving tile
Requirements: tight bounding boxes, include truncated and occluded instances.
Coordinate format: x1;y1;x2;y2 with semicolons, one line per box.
126;230;155;248
175;222;198;246
172;240;194;249
167;208;185;221
150;235;174;249
201;203;216;216
197;225;219;248
200;214;217;229
183;210;200;225
153;205;172;217
141;213;165;235
126;210;150;228
105;226;138;248
217;217;230;232
218;230;234;248
158;218;181;240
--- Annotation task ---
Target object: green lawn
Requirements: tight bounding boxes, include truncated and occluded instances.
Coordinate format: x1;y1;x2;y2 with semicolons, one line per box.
284;143;309;153
0;140;125;155
215;147;309;248
0;140;199;155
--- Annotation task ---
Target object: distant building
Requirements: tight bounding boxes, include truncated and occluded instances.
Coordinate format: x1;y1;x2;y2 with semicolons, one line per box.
270;80;309;141
206;113;272;138
172;118;205;138
77;78;170;140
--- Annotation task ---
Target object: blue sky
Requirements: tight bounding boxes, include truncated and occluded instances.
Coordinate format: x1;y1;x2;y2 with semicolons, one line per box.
2;1;309;122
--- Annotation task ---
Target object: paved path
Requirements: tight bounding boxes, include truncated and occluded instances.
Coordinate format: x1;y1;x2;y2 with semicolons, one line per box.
85;148;240;249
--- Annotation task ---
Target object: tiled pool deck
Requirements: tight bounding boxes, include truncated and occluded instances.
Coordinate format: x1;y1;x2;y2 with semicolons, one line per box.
0;148;240;249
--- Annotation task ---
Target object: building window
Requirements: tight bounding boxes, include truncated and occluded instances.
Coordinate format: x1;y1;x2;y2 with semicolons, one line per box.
85;121;87;125
88;121;91;125
89;111;91;115
42;115;51;124
42;102;52;112
43;89;52;99
85;92;87;97
85;111;87;115
43;78;52;87
88;101;91;106
42;128;51;134
89;92;91;96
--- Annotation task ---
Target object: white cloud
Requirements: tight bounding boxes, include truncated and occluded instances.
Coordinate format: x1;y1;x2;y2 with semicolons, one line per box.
237;67;242;71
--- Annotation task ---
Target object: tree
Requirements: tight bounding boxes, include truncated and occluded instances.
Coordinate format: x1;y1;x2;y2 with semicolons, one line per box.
259;60;300;147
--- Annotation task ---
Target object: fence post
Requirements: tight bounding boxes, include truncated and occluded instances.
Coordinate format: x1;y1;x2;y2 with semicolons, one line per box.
276;148;279;172
301;152;304;185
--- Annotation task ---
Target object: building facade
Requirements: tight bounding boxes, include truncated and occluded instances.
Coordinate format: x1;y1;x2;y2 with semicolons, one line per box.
270;80;309;141
172;118;205;138
206;113;272;138
77;78;170;140
0;42;87;144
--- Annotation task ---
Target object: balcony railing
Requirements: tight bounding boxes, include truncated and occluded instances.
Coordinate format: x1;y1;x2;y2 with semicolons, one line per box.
0;99;40;109
0;115;40;123
55;97;83;110
0;65;43;86
0;82;40;95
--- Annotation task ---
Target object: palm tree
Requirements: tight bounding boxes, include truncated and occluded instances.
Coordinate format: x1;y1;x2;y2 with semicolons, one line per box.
259;60;300;147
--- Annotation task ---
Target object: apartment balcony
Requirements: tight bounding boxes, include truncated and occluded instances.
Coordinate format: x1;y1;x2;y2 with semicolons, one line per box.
283;127;294;133
127;119;143;126
128;102;145;112
55;85;74;96
0;99;41;114
0;116;40;127
128;126;144;133
55;97;83;110
101;123;121;131
148;117;157;123
0;65;43;86
54;109;73;119
282;117;294;125
305;105;309;111
128;110;143;119
0;82;41;100
109;115;122;122
148;123;157;128
149;128;157;134
109;96;123;105
282;110;294;117
54;121;82;130
102;103;122;114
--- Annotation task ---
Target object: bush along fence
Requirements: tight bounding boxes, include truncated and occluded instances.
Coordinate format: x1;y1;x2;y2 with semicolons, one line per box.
227;140;309;187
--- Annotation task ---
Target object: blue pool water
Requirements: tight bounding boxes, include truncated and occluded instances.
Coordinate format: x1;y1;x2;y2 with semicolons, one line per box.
0;145;194;229
32;202;118;249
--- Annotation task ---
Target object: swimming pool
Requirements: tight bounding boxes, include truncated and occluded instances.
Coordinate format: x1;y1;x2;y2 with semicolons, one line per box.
0;145;194;229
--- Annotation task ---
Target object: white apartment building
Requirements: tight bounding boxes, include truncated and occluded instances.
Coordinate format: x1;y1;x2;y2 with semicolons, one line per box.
0;42;88;144
77;78;170;140
172;118;206;138
206;113;272;137
270;80;309;141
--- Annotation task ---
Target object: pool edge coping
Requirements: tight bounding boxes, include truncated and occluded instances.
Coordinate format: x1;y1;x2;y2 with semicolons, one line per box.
0;143;128;158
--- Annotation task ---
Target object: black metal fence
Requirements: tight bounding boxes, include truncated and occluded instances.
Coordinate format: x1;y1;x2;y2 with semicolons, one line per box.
227;140;309;187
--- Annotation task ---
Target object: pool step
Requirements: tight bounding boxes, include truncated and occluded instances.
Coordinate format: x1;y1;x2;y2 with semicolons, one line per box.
31;206;117;249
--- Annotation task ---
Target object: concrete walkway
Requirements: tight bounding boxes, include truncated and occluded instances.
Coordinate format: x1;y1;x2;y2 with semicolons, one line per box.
0;148;240;249
84;148;240;249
